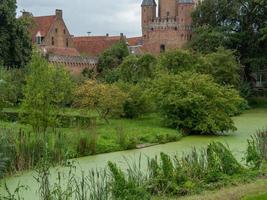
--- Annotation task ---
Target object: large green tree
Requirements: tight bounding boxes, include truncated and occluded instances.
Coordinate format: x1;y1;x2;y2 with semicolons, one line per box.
22;54;74;133
152;72;246;134
0;0;32;68
119;54;156;84
191;0;267;81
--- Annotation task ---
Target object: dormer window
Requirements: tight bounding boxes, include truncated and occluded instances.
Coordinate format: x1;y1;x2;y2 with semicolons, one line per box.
36;36;41;44
35;31;42;45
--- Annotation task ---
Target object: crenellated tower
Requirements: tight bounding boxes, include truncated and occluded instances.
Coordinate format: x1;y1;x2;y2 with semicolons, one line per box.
141;0;157;38
141;0;196;54
158;0;177;18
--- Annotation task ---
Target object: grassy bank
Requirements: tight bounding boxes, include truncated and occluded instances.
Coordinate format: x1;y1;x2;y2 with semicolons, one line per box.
153;178;267;200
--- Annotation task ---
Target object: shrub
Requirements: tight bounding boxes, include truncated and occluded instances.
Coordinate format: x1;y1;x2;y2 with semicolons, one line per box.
74;80;127;123
119;54;157;84
21;53;74;133
158;49;203;74
152;72;246;134
118;83;152;118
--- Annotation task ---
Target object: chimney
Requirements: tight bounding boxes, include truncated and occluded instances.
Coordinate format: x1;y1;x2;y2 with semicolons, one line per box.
22;11;31;17
55;9;63;18
120;33;124;40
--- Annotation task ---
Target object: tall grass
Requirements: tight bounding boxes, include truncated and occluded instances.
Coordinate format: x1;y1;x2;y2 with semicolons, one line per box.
246;128;267;169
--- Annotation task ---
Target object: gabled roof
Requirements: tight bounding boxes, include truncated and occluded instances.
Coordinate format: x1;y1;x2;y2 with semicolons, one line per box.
31;15;56;39
43;46;80;56
141;0;157;6
127;37;143;46
73;36;124;56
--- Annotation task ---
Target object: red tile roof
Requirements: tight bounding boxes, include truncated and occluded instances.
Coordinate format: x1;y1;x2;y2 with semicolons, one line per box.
43;46;80;56
31;15;56;41
127;37;143;46
73;36;124;56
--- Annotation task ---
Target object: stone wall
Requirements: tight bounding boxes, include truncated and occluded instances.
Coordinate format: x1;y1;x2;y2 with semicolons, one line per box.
48;54;98;75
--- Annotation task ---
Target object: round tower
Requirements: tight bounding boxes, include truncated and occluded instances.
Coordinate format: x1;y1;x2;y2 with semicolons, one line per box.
141;0;157;37
158;0;177;18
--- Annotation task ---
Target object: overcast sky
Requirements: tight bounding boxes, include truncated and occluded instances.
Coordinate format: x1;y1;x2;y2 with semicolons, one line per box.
16;0;146;37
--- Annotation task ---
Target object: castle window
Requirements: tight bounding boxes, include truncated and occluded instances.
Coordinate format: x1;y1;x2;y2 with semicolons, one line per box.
64;29;66;34
160;44;165;53
66;38;69;47
52;37;54;45
167;11;170;17
55;28;58;33
175;27;178;31
36;36;41;45
181;34;184;40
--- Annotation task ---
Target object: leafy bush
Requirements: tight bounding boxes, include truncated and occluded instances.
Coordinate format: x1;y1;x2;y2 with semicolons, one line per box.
152;72;246;134
119;54;157;84
158;49;202;74
74;80;127;123
118;83;152;118
21;53;74;133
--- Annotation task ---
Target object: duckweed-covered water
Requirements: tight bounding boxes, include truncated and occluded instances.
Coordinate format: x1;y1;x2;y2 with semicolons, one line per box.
1;108;267;199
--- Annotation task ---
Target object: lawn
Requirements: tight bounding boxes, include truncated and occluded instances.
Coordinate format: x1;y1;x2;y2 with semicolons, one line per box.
0;108;181;157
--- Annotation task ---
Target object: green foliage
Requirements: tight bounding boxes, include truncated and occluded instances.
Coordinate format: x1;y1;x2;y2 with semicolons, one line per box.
98;41;129;73
21;53;74;132
200;48;241;87
246;129;267;169
0;67;26;109
152;72;246;134
188;26;230;53
0;0;32;68
119;54;157;84
158;49;202;74
108;161;151;200
74;80;128;123
118;83;152;118
191;0;267;80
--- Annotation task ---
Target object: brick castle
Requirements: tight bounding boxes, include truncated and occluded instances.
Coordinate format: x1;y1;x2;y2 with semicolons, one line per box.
23;0;197;73
141;0;195;54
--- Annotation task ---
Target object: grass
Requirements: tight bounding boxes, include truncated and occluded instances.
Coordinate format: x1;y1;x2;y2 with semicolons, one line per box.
0;110;181;156
152;178;267;200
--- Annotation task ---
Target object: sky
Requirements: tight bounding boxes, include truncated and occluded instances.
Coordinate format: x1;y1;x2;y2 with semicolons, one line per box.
16;0;146;37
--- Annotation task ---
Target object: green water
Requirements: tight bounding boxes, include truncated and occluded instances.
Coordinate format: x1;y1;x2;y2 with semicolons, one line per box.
1;108;267;199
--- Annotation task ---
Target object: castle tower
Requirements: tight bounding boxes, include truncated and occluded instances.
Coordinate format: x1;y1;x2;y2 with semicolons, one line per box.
158;0;177;18
177;0;195;25
141;0;157;37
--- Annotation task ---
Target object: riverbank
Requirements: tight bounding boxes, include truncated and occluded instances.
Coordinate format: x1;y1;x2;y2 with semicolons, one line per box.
1;108;267;199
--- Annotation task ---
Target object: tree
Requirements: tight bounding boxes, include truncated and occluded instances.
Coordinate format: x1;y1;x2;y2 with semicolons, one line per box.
22;53;74;133
117;83;152;118
97;41;129;73
201;48;241;87
158;49;203;74
119;54;156;84
152;72;246;134
188;26;230;54
74;80;127;123
0;0;32;68
191;0;267;82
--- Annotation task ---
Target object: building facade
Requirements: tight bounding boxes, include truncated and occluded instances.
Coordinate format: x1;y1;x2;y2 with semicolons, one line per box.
141;0;195;54
23;9;97;74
